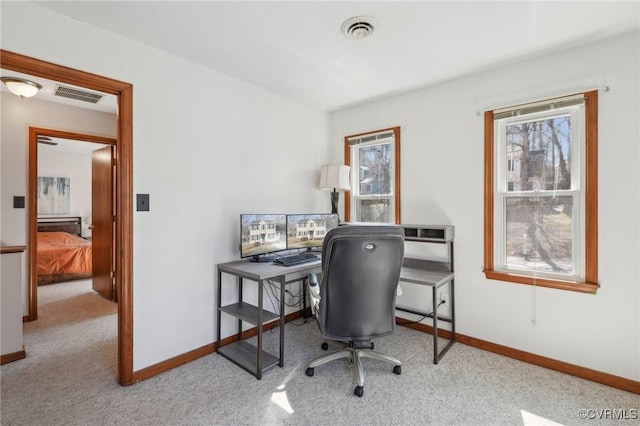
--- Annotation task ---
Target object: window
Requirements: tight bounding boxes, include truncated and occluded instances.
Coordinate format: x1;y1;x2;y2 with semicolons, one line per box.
344;127;401;223
484;91;598;293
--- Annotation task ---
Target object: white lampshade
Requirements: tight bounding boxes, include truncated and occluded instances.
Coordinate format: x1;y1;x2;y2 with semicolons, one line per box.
319;164;351;192
1;77;42;98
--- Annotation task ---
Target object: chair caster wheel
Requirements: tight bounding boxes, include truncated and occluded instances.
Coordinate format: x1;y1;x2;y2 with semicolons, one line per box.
354;386;364;397
305;367;314;377
393;365;401;375
321;342;329;350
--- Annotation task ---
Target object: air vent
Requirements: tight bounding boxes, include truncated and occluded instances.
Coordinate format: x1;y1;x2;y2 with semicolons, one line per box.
54;85;104;104
341;16;377;39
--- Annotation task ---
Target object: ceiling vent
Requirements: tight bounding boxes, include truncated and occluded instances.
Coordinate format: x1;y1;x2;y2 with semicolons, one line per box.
341;16;377;39
54;85;104;104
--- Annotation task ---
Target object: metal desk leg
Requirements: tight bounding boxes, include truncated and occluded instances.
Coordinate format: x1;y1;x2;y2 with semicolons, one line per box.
432;286;439;364
237;277;243;341
450;278;456;342
254;279;263;379
434;278;456;364
279;276;285;367
216;269;222;351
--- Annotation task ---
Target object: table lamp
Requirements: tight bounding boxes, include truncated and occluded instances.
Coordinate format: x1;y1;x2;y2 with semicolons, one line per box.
319;164;351;216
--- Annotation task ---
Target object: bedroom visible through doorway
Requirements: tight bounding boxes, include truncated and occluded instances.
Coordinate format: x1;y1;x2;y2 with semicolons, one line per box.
34;133;115;303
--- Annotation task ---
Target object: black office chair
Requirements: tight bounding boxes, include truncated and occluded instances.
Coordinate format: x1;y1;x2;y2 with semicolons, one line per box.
305;225;405;397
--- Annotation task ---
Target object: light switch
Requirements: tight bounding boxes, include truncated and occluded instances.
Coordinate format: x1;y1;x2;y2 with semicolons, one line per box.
13;196;25;209
136;194;149;212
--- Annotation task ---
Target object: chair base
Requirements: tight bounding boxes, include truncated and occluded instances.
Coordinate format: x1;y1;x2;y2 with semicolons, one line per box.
305;346;401;397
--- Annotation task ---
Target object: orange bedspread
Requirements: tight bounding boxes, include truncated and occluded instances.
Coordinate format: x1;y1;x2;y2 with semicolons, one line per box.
37;232;92;275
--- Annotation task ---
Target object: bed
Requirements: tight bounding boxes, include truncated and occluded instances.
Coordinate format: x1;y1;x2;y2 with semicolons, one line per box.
37;217;92;285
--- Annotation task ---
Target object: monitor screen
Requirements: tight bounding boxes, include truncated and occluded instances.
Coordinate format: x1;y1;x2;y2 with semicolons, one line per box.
286;213;339;250
240;214;287;260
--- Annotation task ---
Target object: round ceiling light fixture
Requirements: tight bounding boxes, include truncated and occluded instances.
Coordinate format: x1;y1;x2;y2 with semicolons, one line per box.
341;16;377;39
1;76;43;98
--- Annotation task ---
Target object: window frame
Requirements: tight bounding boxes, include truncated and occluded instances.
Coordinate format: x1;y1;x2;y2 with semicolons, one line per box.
344;126;401;224
484;91;599;293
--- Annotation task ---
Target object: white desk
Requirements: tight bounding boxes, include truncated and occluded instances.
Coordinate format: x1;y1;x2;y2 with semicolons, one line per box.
216;253;455;379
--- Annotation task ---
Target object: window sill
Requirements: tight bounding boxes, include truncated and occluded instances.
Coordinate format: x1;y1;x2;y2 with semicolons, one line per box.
484;270;599;294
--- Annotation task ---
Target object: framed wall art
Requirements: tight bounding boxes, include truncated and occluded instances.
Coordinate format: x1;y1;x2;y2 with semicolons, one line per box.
38;176;70;214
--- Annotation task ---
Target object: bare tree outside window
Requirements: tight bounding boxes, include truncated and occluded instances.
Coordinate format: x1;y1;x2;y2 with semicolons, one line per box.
504;116;575;273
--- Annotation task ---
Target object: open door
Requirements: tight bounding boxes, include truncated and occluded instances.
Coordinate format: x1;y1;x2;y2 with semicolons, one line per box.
92;146;115;301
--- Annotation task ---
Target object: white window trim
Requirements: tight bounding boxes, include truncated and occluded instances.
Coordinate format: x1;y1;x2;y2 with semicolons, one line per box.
493;104;586;282
351;139;396;223
349;135;396;223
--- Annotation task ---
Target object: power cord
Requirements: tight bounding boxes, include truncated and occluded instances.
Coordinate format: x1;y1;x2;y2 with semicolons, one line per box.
266;279;304;308
263;279;306;332
395;300;446;325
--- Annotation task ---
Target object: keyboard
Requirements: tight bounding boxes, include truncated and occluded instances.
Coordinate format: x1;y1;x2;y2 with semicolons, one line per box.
274;252;319;267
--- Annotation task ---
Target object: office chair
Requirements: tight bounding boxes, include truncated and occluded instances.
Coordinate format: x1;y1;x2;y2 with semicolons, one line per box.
305;225;405;397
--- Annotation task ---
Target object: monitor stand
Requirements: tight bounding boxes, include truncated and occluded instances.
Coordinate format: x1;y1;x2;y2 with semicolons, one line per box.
249;255;275;263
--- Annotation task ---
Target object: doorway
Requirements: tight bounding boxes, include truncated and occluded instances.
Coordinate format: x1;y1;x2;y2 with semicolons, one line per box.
30;129;117;312
1;49;134;385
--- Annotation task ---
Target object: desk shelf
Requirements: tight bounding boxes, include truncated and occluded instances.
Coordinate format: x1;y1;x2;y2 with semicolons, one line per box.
217;340;279;374
400;258;454;287
218;302;279;326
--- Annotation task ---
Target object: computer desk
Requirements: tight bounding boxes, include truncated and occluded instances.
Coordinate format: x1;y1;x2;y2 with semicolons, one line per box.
216;256;455;379
216;258;322;379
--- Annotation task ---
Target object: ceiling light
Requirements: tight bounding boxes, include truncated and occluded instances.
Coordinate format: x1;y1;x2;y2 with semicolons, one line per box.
341;16;377;39
1;77;43;98
37;136;58;146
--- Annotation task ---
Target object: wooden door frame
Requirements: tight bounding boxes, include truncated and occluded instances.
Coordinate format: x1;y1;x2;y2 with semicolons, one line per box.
1;50;134;385
29;128;117;312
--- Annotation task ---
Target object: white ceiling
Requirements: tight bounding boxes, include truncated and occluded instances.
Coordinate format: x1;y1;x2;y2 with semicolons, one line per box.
22;1;640;112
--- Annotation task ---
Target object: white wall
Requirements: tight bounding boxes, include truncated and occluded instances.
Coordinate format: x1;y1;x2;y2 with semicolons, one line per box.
331;31;640;380
1;2;330;371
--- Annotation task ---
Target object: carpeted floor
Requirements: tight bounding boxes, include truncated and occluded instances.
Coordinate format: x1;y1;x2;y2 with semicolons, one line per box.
1;280;638;425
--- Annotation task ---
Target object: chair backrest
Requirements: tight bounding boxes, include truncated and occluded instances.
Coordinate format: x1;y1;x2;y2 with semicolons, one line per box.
317;225;405;345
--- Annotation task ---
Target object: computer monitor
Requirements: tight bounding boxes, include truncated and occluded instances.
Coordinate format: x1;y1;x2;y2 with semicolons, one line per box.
286;213;339;251
240;214;287;262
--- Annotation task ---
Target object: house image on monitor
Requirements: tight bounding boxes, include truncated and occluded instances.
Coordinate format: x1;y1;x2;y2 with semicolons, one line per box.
293;218;328;241
248;219;280;245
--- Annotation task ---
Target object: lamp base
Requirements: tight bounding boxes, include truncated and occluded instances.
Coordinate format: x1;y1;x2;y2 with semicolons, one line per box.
330;191;340;215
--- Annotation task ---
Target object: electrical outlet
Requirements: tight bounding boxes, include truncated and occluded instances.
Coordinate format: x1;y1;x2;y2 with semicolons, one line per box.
440;293;449;304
